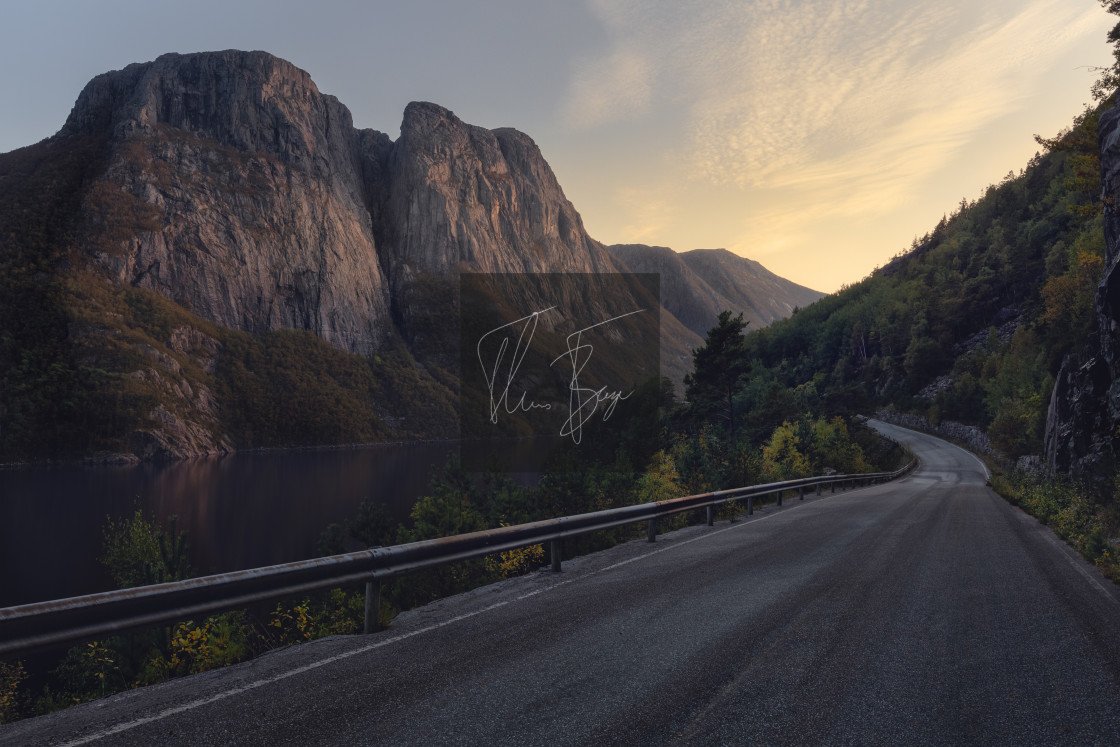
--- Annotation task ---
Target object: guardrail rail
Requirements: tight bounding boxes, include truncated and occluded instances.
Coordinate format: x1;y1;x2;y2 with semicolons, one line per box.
0;458;917;657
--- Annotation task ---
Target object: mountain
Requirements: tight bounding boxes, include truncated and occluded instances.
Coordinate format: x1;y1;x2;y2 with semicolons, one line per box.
607;244;824;339
0;50;815;461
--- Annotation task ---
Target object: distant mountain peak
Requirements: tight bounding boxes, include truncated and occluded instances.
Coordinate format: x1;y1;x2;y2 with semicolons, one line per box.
607;243;823;338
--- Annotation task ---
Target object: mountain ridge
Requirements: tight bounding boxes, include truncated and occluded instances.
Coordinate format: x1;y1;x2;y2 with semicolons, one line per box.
607;243;823;340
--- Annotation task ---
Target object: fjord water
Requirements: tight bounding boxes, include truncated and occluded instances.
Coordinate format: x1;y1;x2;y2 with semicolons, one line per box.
0;442;456;608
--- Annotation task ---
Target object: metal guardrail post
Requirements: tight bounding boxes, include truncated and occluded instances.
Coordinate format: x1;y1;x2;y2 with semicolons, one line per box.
777;491;783;507
747;496;754;515
816;483;821;496
647;518;657;543
831;481;835;493
706;506;713;526
363;579;381;634
551;540;562;572
799;486;804;501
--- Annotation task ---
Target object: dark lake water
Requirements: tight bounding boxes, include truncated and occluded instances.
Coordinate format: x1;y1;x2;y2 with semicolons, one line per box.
0;442;458;608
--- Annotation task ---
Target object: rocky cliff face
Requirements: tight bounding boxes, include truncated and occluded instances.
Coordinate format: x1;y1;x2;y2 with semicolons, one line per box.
60;51;621;357
1044;102;1120;478
380;102;616;284
64;51;391;355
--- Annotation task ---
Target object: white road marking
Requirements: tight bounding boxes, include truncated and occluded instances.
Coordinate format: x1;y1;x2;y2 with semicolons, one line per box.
59;602;513;747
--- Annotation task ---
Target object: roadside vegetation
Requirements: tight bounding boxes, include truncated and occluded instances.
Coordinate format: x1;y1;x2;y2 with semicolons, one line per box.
991;471;1120;581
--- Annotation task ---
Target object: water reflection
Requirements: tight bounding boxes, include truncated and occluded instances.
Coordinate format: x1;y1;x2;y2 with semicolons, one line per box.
0;442;456;607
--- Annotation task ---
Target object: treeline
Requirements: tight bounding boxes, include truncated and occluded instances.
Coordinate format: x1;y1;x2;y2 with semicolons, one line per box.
733;101;1105;462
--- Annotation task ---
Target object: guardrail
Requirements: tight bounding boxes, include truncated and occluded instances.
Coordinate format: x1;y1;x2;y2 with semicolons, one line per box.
0;459;916;657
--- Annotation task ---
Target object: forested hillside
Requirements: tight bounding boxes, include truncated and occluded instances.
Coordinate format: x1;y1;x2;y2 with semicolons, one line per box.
730;102;1104;463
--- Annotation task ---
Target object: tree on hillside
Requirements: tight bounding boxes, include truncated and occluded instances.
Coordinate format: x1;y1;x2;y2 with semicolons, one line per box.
684;311;750;439
1093;1;1120;102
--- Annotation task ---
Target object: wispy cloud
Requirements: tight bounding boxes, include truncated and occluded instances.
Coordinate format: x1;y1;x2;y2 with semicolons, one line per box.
565;0;1108;215
561;44;653;128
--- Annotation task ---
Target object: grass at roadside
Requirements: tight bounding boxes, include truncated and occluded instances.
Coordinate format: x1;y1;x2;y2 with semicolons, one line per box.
989;468;1120;582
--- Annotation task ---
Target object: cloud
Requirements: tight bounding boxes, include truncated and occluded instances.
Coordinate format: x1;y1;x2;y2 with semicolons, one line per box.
694;1;1098;190
561;45;653;128
562;0;1112;291
568;0;1108;212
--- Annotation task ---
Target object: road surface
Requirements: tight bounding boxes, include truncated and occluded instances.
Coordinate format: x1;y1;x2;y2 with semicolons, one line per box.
5;421;1120;745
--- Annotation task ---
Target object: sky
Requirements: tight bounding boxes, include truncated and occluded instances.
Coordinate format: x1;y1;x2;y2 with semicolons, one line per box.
0;0;1113;293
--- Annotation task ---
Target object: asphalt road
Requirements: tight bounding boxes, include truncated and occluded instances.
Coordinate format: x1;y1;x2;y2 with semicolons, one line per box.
6;421;1120;745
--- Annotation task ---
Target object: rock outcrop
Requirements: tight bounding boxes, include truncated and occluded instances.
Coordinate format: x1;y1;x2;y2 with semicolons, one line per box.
59;51;633;357
379;102;617;284
65;51;392;355
1044;101;1120;478
876;409;993;458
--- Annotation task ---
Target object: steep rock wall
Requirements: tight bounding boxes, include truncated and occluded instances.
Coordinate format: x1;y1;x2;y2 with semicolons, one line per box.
1044;101;1120;478
65;50;390;354
379;102;617;285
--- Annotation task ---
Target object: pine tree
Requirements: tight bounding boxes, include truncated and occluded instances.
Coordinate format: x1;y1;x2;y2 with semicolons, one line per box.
683;311;750;439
